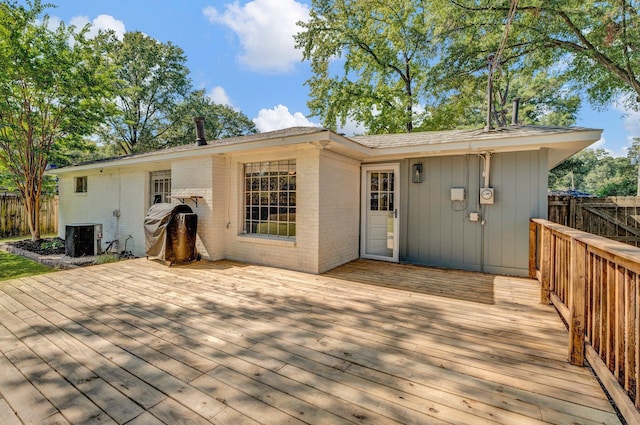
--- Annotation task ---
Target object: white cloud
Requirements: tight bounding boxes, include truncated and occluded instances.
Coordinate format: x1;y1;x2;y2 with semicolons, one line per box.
589;136;606;150
622;109;640;141
602;99;640;156
253;105;320;132
203;0;310;73
43;15;62;31
70;14;126;40
337;118;367;136
613;99;640;140
208;86;233;107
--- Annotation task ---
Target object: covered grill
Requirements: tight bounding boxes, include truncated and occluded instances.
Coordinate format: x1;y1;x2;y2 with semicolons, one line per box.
144;203;198;265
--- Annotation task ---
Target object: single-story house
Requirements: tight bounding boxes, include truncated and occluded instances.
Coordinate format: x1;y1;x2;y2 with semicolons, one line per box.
48;125;601;276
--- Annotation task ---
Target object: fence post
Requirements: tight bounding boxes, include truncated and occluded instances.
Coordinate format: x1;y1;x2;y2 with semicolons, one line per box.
540;225;551;305
568;237;587;366
529;221;537;279
569;197;576;228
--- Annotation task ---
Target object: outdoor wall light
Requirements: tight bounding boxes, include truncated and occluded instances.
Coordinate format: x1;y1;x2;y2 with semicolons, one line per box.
412;163;424;183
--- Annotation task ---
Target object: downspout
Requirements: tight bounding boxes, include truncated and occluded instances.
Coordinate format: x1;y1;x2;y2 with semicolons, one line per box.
480;152;492;273
482;152;491;188
479;156;485;272
116;167;121;251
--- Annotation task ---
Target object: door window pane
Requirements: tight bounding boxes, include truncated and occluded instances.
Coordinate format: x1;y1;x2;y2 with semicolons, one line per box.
369;170;394;212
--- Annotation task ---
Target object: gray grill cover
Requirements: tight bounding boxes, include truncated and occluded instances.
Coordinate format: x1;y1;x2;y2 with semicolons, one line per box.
144;203;194;261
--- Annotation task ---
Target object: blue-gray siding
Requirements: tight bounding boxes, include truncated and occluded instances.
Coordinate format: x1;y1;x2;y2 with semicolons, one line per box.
399;149;548;276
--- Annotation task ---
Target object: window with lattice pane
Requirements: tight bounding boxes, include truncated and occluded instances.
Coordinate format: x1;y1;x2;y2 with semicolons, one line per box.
150;170;171;205
243;160;296;238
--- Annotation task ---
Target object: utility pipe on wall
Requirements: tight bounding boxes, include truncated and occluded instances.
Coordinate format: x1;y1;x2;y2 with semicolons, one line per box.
482;152;491;188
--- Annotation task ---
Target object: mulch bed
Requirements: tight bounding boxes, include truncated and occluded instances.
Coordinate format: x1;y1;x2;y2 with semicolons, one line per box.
10;237;66;256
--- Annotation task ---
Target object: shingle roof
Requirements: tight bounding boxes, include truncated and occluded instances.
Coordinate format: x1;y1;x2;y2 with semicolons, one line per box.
351;125;598;149
49;125;600;173
56;126;327;168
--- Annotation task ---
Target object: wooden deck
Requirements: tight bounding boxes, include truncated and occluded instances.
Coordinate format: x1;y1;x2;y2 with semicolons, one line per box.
0;258;622;425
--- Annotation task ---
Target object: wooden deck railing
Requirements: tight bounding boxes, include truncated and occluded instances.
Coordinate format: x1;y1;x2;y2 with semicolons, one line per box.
530;218;640;424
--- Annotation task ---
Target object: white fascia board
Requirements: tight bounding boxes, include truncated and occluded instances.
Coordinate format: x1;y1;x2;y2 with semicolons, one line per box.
360;129;602;163
47;130;369;175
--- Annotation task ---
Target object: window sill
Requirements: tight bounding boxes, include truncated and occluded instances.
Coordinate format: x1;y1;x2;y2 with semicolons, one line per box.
236;234;296;247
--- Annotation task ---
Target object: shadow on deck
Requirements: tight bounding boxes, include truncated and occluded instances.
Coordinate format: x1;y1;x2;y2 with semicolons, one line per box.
0;258;622;424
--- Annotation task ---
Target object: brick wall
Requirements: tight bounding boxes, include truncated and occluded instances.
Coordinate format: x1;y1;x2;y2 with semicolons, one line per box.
57;143;363;274
318;150;361;272
222;146;322;273
58;168;150;256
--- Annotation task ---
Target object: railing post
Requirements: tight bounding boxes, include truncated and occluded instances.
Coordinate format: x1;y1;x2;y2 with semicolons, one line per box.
529;220;537;279
569;237;587;366
540;225;551;304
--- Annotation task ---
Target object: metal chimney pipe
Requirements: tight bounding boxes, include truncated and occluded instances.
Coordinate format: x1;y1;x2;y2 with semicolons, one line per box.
511;98;521;125
194;116;206;146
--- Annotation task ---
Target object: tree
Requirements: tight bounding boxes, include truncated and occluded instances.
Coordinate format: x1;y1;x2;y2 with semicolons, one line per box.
295;0;437;133
548;153;592;192
440;0;640;112
549;148;638;196
151;90;257;150
421;67;581;130
101;31;192;154
0;0;115;240
296;0;582;134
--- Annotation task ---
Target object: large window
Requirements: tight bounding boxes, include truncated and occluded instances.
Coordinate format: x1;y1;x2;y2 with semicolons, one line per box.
150;170;171;205
244;160;296;238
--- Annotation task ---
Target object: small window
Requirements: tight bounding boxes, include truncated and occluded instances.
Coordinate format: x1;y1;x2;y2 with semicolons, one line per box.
150;170;171;205
74;176;87;193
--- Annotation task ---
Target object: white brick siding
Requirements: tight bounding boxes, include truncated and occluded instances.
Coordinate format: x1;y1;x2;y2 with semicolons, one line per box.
57;143;363;274
57;167;159;256
223;146;322;273
318;150;361;272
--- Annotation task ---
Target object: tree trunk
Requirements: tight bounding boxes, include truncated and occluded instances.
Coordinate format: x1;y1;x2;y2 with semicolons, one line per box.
23;160;42;241
32;194;41;241
24;192;41;241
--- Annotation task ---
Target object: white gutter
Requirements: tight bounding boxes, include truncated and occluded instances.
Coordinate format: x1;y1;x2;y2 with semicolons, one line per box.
48;130;369;175
47;127;602;175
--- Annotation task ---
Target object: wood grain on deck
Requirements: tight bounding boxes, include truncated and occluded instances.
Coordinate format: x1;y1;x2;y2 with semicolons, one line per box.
0;258;622;424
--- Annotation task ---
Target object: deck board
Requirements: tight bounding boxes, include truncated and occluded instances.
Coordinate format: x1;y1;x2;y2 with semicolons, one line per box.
0;258;623;424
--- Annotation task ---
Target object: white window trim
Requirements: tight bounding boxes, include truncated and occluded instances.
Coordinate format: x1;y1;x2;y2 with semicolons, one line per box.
150;170;171;206
242;160;296;240
74;176;88;194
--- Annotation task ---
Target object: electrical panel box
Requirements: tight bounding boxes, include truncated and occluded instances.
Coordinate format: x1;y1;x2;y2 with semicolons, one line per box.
469;212;480;222
450;187;466;201
480;187;495;204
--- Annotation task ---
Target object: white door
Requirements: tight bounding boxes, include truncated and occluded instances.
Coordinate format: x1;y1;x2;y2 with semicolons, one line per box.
361;164;399;262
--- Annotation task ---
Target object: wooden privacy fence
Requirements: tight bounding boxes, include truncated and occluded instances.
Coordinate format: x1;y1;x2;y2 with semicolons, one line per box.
0;194;58;238
530;218;640;425
548;195;640;247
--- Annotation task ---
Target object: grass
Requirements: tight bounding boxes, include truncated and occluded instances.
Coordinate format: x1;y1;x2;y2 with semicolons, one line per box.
0;250;54;281
95;253;121;264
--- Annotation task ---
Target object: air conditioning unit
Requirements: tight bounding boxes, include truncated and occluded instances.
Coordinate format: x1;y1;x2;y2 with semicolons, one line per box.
65;223;102;257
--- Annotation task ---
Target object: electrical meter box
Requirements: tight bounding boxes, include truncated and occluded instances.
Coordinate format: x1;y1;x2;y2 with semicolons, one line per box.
480;187;495;204
450;187;466;201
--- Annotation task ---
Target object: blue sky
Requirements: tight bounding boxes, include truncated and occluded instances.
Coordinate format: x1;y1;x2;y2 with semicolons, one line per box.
44;0;639;156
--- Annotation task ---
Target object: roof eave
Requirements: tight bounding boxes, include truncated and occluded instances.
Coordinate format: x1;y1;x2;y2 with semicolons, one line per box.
47;129;349;175
358;129;602;168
